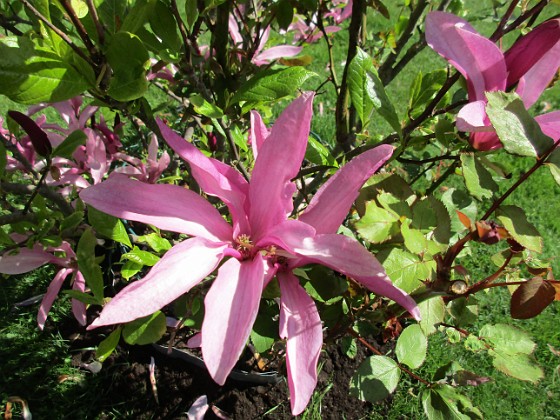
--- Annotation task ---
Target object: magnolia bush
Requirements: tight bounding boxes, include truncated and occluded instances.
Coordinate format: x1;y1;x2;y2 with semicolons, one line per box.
0;0;559;417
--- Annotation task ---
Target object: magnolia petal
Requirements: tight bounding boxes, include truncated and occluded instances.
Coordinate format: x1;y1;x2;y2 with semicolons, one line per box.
425;11;506;101
202;254;265;385
470;131;502;151
456;100;494;132
80;173;232;242
38;268;72;330
187;395;209;420
85;129;108;184
536;111;560;141
0;247;53;275
505;19;560;89
281;233;420;320
254;45;303;65
157;120;250;235
249;111;270;159
72;270;87;326
299;145;394;234
257;219;316;253
278;271;322;416
249;92;315;240
88;238;227;329
516;40;560;108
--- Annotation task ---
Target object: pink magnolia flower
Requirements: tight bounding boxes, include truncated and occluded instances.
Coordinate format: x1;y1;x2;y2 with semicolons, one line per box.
114;134;170;183
0;239;86;330
426;12;560;150
79;93;419;415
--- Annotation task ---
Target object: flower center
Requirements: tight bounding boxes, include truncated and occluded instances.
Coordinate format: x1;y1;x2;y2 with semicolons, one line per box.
234;234;254;258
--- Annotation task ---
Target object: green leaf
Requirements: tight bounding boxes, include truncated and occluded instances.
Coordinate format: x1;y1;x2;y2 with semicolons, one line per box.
96;327;122;362
122;311;167;345
486;91;553;158
250;301;278;353
496;205;542;252
411;199;437;232
378;248;434;293
63;289;101;305
52;130;87;159
441;188;478;235
121;260;142;280
231;67;317;104
0;141;6;178
0;36;90;104
418;296;445;336
545;147;560;186
135;233;171;253
121;246;160;267
88;207;132;248
149;0;181;51
460;153;498;200
97;0;129;34
408;69;448;119
377;191;412;219
348;48;401;134
305;135;336;166
479;324;536;355
184;0;199;32
105;32;149;101
120;0;156;34
349;355;400;403
190;94;223;118
421;384;483;420
488;350;544;383
304;265;347;303
449;297;478;327
355;201;399;243
395;324;428;369
77;229;104;303
402;221;429;254
341;336;358;359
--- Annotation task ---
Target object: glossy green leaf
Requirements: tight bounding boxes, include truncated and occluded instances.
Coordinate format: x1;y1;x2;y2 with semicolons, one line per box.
60;211;84;232
486;91;553;158
304;265;347;303
63;289;101;305
97;0;129;34
122;311;167;345
121;260;142;280
402;221;429;254
305;136;336;166
149;0;181;51
449;297;478;327
341;336;358;359
421;384;483;420
135;233;172;253
190;94;223;118
441;188;478;235
231;67;316;104
77;229;104;303
96;327;122;362
0;37;90;104
184;0;199;32
496;205;542;252
88;207;132;248
121;246;160;267
411;199;437;232
460;153;498;200
408;69;448;119
250;301;278;353
377;191;412;219
395;324;428;369
348;48;401;134
105;32;149;101
355;201;399;243
349;355;400;403
120;0;156;34
378;248;434;293
52;130;87;159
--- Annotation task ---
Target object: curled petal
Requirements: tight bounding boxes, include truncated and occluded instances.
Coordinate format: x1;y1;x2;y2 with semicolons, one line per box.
456;100;494;132
0;247;53;275
202;254;265;385
72;270;87;326
88;238;227;329
253;46;303;65
187;395;209;420
278;271;322;415
299;144;394;234
38;268;72;330
425;11;506;101
157;119;250;235
249;92;315;239
80;173;233;242
278;232;420;320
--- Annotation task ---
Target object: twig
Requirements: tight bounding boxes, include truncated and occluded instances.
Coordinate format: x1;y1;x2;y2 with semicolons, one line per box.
0;212;38;226
58;0;98;60
1;182;74;216
316;9;340;91
85;0;105;46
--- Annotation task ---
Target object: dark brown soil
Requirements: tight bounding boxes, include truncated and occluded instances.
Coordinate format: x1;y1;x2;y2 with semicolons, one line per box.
68;330;376;419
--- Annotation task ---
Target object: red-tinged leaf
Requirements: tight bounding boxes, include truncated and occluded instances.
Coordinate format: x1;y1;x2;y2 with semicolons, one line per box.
456;210;472;230
549;281;560;301
7;110;52;157
510;277;555;319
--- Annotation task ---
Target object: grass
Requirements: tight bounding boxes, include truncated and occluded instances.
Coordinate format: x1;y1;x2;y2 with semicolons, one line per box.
1;0;560;418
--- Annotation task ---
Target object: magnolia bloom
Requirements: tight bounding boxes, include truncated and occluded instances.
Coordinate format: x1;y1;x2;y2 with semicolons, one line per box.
426;11;560;150
114;134;170;183
0;239;86;330
79;93;419;415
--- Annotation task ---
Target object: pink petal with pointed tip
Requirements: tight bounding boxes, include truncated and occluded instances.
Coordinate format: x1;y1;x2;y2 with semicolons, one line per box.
228;15;243;45
278;232;420;320
88;238;227;329
85;129;108;184
249;92;315;239
257;219;316;253
38;268;72;330
516;40;560;108
253;46;303;65
0;247;53;275
72;270;87;326
202;255;265;385
249;111;270;159
299;144;394;233
278;271;322;415
80;173;232;242
456;100;494;132
536;111;560;141
157;120;250;235
187;333;202;348
425;11;507;101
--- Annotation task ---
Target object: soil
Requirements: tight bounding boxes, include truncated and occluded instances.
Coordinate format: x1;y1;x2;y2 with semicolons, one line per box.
66;325;379;419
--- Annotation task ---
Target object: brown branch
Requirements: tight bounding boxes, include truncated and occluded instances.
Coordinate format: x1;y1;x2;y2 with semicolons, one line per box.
1;182;74;216
58;0;98;59
85;0;104;46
